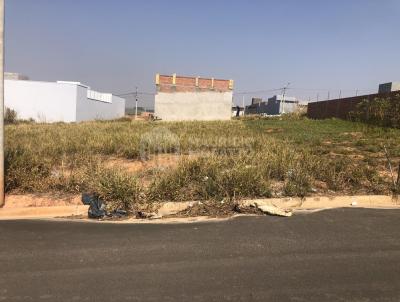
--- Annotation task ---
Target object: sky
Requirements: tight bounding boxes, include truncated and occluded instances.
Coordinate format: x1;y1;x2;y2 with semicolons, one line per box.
5;0;400;109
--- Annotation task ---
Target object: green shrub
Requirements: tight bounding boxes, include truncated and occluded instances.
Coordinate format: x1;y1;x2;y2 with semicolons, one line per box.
4;107;18;124
88;166;142;212
5;147;52;192
148;155;271;202
351;94;400;128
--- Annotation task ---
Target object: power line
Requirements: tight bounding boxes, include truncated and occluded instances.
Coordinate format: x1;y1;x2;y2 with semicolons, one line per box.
234;88;282;95
115;91;155;96
117;86;375;96
288;87;375;92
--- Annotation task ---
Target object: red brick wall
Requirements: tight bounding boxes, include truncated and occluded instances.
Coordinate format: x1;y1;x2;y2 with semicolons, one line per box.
307;91;399;120
156;74;233;93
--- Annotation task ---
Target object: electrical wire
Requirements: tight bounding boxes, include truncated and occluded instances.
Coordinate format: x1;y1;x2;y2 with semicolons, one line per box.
115;91;155;96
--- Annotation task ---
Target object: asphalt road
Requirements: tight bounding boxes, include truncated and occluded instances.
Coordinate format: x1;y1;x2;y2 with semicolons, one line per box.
1;208;400;301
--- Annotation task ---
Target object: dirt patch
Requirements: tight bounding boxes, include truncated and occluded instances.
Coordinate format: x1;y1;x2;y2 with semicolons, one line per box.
342;132;363;138
313;180;328;191
104;153;200;174
104;154;178;173
167;201;234;217
266;128;283;133
165;200;261;218
341;146;357;153
349;154;365;160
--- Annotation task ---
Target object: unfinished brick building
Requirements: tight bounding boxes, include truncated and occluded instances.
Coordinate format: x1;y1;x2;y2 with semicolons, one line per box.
155;74;234;121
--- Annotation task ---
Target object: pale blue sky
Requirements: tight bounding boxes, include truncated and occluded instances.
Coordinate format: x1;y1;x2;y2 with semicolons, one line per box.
5;0;400;108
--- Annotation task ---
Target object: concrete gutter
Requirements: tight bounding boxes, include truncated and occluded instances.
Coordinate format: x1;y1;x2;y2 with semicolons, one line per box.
0;195;399;221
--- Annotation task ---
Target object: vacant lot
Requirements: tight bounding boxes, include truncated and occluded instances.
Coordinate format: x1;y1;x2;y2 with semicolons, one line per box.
5;117;400;211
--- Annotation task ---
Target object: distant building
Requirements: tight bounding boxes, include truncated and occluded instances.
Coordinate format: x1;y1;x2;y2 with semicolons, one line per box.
267;95;298;115
154;74;233;121
245;95;298;115
5;72;29;81
378;82;400;94
5;76;125;122
245;98;268;115
251;98;263;105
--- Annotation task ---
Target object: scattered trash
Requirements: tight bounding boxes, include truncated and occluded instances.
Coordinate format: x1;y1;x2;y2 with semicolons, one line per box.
188;201;196;207
351;201;358;206
254;203;292;217
110;209;128;218
136;211;157;219
81;193;128;219
82;193;107;219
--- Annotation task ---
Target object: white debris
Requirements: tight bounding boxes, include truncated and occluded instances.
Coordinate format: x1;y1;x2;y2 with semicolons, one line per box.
351;201;358;206
255;203;293;217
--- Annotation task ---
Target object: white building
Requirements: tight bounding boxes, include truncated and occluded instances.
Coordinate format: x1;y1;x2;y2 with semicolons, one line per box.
5;78;125;123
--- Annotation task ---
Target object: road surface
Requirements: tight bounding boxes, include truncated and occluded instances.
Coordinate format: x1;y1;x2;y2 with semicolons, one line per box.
0;208;400;301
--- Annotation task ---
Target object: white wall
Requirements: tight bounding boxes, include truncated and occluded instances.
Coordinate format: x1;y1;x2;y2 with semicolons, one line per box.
5;80;126;123
76;86;125;122
5;80;77;122
155;91;232;121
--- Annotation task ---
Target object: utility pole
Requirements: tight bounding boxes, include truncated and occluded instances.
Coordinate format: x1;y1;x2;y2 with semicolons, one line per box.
317;93;319;102
281;82;290;114
135;86;138;120
327;91;330;100
242;95;245;115
356;89;359;96
339;90;342;99
0;0;4;207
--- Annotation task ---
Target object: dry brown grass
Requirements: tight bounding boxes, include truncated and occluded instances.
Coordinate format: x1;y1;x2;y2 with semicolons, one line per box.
5;117;400;210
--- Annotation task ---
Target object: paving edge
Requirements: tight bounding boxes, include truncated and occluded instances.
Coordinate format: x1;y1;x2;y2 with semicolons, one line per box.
1;195;400;221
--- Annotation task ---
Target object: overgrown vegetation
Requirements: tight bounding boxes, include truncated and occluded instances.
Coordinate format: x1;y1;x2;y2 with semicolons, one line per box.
5;117;400;210
4;107;18;124
351;93;400;128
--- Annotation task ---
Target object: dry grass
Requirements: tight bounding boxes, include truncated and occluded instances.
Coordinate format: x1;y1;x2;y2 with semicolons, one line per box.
5;117;400;210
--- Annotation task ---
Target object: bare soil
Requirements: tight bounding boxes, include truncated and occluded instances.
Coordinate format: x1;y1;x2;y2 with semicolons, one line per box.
104;153;201;174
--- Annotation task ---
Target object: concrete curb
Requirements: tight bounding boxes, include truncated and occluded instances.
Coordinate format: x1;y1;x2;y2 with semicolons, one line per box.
0;205;89;220
1;195;399;221
240;195;400;210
